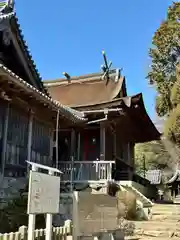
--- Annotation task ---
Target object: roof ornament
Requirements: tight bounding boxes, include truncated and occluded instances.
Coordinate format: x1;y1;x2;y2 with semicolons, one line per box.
101;50;112;85
62;72;71;83
7;0;14;9
0;0;14;13
115;68;123;83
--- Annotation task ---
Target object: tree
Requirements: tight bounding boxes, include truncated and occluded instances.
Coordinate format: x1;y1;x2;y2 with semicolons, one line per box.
148;2;180;117
135;140;171;173
164;64;180;146
147;2;180;158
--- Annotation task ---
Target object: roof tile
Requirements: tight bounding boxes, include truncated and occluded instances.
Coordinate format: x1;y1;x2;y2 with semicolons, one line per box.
0;64;86;123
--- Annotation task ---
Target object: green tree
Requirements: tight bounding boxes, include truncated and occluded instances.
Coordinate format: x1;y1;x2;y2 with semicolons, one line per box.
164;64;180;145
148;2;180;117
135;141;171;173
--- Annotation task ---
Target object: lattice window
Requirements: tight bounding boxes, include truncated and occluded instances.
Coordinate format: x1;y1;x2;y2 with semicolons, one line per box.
6;106;28;167
31;119;51;166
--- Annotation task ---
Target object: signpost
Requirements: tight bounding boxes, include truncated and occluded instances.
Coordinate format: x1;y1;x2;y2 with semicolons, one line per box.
27;161;62;240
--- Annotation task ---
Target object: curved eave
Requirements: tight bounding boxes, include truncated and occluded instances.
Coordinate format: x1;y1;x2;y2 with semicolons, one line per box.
0;7;49;95
0;64;86;123
76;93;160;143
131;93;161;142
74;94;141;110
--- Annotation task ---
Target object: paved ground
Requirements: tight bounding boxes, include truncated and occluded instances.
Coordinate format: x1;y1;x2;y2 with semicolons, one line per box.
78;192;180;239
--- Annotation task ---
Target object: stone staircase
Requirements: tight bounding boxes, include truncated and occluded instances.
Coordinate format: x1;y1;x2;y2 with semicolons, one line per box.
174;194;180;204
78;191;180;240
132;204;180;239
121;184;153;208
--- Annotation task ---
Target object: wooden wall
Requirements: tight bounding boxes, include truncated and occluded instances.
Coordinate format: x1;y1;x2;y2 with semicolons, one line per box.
0;99;54;178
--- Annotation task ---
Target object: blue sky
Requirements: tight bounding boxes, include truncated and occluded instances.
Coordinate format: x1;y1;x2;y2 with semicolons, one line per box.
16;0;173;120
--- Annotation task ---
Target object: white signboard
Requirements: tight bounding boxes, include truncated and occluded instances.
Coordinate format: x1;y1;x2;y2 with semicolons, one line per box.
27;171;60;214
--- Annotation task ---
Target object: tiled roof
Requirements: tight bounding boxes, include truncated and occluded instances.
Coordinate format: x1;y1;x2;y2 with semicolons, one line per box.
146;170;162;185
0;2;47;94
0;64;86;123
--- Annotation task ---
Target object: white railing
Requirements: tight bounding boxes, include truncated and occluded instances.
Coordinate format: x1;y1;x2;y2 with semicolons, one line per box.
60;161;115;183
0;220;72;240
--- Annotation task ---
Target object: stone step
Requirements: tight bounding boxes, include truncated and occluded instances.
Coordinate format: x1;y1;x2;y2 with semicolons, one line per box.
152;210;180;215
134;229;180;238
153;203;178;207
132;220;180;230
152;206;180;210
174;196;180;203
135;237;180;240
79;220;180;236
122;185;153;207
151;214;180;221
80;235;180;240
151;206;180;214
152;209;180;213
152;205;180;209
152;204;180;209
152;206;180;211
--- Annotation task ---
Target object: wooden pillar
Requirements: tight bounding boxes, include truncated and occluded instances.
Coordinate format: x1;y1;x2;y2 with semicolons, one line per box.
173;189;176;199
77;131;81;161
127;143;130;164
113;128;116;159
1;103;9;178
70;129;76;189
49;129;54;166
55;110;60;169
100;123;105;161
27;111;33;163
27;111;33;175
127;143;132;180
111;128;117;180
70;129;76;158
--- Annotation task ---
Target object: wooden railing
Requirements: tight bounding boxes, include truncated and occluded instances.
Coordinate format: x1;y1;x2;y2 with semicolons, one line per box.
60;161;115;183
113;170;129;180
0;220;72;240
133;173;151;187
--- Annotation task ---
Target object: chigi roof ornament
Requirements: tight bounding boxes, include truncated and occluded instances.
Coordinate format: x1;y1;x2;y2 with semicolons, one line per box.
100;50;123;84
101;50;112;85
62;72;71;83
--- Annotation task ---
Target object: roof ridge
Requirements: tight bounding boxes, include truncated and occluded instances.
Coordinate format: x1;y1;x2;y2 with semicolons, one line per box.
44;69;118;85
